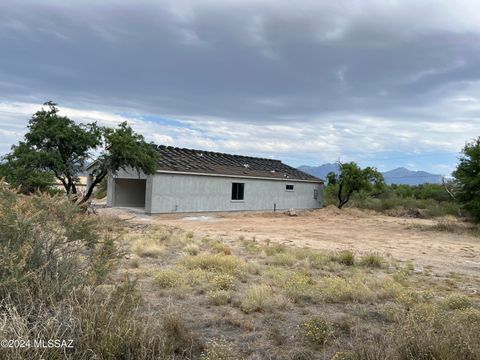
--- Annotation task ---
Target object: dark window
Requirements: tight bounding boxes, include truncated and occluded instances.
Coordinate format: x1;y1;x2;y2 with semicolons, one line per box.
286;184;294;191
231;183;245;200
314;189;318;200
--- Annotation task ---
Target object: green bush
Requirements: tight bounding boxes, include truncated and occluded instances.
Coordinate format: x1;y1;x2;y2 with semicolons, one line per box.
331;250;356;266
0;185;118;304
0;185;203;359
360;253;384;268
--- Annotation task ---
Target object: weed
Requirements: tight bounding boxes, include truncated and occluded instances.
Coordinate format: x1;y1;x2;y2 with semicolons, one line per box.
331;250;356;266
200;337;236;360
284;272;315;303
263;243;287;256
183;243;200;256
301;314;332;347
208;290;231;306
209;273;236;290
211;239;232;255
240;284;287;313
443;293;472;310
181;254;246;277
133;238;165;258
360;253;384;268
270;252;297;266
320;276;375;303
155;269;184;289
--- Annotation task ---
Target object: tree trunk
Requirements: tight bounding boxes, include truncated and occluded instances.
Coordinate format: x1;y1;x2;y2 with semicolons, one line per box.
79;171;106;205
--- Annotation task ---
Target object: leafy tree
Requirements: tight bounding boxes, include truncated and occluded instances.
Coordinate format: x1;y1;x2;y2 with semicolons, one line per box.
326;162;385;208
1;102;159;203
81;122;159;204
452;137;480;221
0;142;54;193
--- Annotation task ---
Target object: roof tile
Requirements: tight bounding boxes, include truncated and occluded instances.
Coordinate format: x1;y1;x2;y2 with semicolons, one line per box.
155;145;322;182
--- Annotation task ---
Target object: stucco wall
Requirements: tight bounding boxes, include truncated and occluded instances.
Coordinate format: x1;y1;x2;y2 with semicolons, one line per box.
147;173;323;214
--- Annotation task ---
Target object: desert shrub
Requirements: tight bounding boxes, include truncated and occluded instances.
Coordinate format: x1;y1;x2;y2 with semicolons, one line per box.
200;337;236;360
186;231;194;239
320;276;375;303
242;239;261;254
211;239;231;255
263;242;287;256
240;284;287;313
391;303;480;360
360;253;384;268
284;272;315;303
182;268;211;286
0;282;189;360
159;308;203;357
394;289;432;310
208;290;231;305
133;237;165;258
331;250;356;266
380;302;406;323
209;273;236;290
443;293;472;310
0;186;206;360
301;314;332;347
0;185;118;305
270;252;297;266
183;243;200;255
181;254;246;277
155;269;184;289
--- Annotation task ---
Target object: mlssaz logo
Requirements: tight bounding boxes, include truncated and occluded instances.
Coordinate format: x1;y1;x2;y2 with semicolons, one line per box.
34;339;74;348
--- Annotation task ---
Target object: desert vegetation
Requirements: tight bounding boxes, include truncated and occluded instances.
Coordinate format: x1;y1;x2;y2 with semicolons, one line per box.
1;185;479;359
115;213;479;359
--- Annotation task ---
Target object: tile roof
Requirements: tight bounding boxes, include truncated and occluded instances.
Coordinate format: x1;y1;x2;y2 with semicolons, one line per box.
155;145;322;182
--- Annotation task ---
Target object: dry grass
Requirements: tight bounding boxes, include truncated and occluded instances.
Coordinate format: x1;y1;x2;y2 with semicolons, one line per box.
12;190;477;360
240;284;288;313
116;221;480;359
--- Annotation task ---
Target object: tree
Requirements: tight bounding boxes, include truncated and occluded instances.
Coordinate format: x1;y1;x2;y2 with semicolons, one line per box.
0;142;54;193
326;162;385;209
1;102;159;203
1;101;101;195
80;122;159;204
452;137;480;221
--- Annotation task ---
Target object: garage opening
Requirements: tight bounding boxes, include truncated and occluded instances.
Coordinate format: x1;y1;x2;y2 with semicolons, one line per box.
113;179;146;208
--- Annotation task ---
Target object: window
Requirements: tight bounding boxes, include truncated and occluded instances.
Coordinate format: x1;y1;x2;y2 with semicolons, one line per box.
314;189;318;200
231;183;245;200
286;184;294;191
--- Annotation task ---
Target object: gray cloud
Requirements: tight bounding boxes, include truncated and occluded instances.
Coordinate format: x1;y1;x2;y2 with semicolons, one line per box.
1;0;480;172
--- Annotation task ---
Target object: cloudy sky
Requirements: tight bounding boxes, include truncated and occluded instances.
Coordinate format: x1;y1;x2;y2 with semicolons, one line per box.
1;0;480;174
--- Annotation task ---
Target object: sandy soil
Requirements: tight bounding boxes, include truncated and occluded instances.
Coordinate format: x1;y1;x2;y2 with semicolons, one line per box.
99;206;480;276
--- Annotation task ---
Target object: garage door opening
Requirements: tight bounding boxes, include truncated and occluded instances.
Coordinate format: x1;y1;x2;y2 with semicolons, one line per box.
113;179;146;208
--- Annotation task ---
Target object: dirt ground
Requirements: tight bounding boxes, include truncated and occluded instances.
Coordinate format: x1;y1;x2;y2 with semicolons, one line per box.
98;206;480;277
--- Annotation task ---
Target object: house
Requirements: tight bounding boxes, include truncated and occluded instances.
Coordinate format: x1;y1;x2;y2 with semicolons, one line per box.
101;145;323;214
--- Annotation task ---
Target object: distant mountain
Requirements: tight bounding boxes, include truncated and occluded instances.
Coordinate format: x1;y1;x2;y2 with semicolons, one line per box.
297;163;340;180
382;167;442;185
298;164;442;185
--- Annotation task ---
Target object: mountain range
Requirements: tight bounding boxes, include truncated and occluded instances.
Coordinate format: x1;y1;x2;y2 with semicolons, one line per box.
298;164;443;185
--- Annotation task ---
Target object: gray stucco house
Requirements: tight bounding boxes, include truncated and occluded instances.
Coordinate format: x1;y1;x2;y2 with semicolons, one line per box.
100;145;323;214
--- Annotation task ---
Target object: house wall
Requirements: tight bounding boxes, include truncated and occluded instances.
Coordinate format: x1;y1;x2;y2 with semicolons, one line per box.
147;173;323;214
